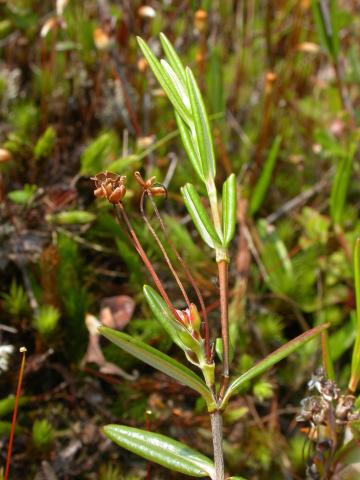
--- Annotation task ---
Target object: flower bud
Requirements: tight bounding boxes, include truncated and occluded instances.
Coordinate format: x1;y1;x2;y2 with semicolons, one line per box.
189;303;201;333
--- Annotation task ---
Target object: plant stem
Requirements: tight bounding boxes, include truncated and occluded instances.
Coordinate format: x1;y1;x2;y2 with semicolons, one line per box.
210;411;224;480
218;259;230;390
4;347;27;480
114;203;182;324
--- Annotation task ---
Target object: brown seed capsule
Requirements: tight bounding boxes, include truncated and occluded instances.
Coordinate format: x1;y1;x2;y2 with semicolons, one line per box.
91;172;126;204
194;9;208;32
0;148;11;163
150;186;166;197
109;185;126;204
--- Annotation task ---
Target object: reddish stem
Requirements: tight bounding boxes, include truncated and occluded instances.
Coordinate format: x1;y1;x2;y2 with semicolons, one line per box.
114;204;182;323
140;191;191;310
4;348;27;480
148;194;211;362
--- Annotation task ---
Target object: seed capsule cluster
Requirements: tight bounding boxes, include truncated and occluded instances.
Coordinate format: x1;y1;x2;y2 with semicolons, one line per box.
297;368;360;427
91;172;126;204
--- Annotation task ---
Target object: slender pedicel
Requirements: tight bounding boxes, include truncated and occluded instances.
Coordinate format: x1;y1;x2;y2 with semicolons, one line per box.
4;347;27;480
114;203;182;324
139;190;191;310
147;193;211;362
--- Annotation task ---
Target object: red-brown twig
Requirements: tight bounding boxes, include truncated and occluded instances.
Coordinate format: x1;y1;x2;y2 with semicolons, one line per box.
4;347;27;480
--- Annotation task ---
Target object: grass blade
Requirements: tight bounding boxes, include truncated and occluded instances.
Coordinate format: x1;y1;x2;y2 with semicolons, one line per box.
349;238;360;392
250;136;281;215
330;149;354;226
104;425;216;478
221;323;330;406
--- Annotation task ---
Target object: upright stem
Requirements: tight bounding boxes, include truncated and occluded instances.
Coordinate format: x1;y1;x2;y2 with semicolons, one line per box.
5;347;27;480
210;411;224;480
218;260;230;390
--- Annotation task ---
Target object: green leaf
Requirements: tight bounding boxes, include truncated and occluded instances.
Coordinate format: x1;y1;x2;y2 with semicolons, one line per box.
221;323;330;406
222;173;237;246
250;136;281;215
34;126;56;160
206;48;224;116
175;112;204;182
330;148;354;226
186;67;216;180
159;32;187;86
311;0;339;59
350;239;360;392
104;425;215;478
182;184;221;249
7;184;37;205
160;59;190;110
137;37;191;124
143;285;200;353
80;132;118;175
99;326;214;408
45;211;96;225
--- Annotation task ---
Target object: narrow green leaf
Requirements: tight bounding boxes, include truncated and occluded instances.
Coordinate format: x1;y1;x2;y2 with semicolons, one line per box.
175;112;204;182
250;136;281;215
159;32;187;86
330;149;354;226
221;323;330;406
100;326;214;407
143;285;200;353
161;59;190;110
104;425;215;478
182;183;221;249
186;67;216;180
311;0;339;59
45;211;96;225
206;48;224;116
350;239;360;391
137;37;191;124
222;173;237;246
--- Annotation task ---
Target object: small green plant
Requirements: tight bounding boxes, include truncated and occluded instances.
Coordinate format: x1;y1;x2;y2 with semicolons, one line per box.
32;419;54;451
1;281;29;317
7;184;37;205
91;35;328;480
33;305;60;340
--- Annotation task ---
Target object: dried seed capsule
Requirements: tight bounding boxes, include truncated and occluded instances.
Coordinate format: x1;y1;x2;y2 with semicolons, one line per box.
109;185;126;204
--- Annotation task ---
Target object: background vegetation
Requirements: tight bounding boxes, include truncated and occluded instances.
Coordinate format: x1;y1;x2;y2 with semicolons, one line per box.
0;0;359;478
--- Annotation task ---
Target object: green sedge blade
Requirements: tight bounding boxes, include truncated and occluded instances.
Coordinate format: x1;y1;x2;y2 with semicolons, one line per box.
137;37;191;125
143;285;200;353
222;173;237;247
221;323;330;406
100;326;214;407
250;135;281;216
159;32;187;86
175;112;205;182
186;67;216;181
182;183;221;249
104;425;215;479
311;0;339;59
330;149;354;226
350;238;360;392
45;211;96;225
